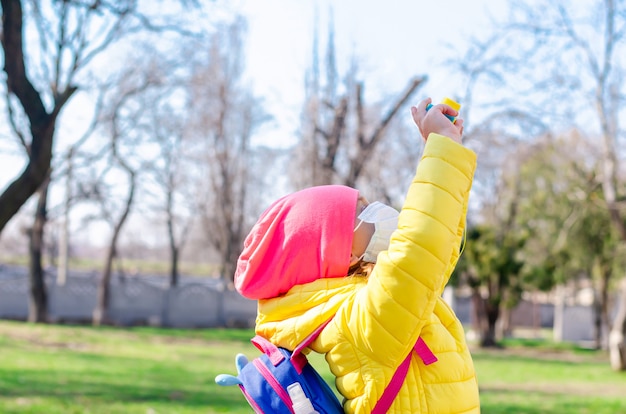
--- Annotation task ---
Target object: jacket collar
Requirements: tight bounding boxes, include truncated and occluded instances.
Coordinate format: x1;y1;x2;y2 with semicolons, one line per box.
255;276;366;349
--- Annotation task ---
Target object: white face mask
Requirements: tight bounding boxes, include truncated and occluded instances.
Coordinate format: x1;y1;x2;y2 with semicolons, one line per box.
354;201;400;263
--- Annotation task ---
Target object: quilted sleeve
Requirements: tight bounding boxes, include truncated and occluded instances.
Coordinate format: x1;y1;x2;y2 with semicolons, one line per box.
340;133;477;367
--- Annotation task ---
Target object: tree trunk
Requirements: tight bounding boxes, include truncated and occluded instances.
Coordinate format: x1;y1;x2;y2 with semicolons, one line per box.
169;246;179;287
215;239;240;327
609;278;626;371
470;286;487;345
0;0;52;233
497;305;512;340
93;170;136;326
592;257;612;350
553;284;565;342
93;243;115;326
27;175;50;323
481;299;500;347
0;0;77;235
167;226;179;287
167;188;179;287
600;269;611;350
593;291;603;350
57;149;73;286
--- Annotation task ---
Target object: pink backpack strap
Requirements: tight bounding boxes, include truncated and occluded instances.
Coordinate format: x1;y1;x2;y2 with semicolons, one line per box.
414;337;438;365
290;317;334;374
371;337;437;414
251;316;334;374
251;335;285;366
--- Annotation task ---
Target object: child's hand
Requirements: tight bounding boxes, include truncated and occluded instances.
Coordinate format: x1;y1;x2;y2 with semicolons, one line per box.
411;98;464;144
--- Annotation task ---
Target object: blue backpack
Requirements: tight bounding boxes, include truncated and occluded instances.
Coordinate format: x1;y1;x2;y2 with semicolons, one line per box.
215;318;437;414
216;320;341;413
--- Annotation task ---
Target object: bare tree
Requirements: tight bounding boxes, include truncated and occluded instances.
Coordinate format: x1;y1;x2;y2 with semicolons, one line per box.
0;0;203;322
90;57;171;326
55;89;106;286
0;0;161;233
146;96;196;287
1;0;78;322
0;0;73;233
293;17;425;193
26;174;50;322
186;18;268;296
92;151;137;327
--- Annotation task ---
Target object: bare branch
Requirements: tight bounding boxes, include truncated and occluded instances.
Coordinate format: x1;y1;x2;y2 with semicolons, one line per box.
1;0;50;128
4;89;29;153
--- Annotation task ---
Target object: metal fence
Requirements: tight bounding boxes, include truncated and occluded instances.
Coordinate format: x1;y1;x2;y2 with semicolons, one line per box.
0;265;257;328
0;264;607;343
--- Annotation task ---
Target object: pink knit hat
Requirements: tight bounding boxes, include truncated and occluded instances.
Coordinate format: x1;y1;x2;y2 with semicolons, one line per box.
234;185;358;300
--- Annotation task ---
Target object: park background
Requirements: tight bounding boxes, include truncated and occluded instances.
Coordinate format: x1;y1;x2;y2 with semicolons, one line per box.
1;0;626;413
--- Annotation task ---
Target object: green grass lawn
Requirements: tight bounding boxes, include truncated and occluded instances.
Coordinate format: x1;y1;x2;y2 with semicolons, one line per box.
0;320;625;413
474;338;626;414
0;321;257;414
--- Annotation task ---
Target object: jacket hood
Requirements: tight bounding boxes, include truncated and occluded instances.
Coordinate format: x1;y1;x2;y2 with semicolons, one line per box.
235;185;358;300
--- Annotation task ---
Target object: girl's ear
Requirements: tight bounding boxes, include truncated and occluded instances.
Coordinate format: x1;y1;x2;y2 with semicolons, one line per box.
349;253;361;267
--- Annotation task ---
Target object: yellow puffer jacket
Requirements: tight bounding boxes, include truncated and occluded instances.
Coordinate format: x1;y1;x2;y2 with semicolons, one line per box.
256;134;480;413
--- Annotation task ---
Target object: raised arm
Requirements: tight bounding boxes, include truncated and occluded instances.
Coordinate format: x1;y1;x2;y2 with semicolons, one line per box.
338;101;476;367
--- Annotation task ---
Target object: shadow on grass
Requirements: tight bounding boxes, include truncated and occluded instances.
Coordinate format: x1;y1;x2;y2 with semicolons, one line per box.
0;320;255;344
26;322;257;344
472;350;602;367
0;374;251;412
0;351;249;410
479;388;626;414
124;326;256;344
500;337;600;354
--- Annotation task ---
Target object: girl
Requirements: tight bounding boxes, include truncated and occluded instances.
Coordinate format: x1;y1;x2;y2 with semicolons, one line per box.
234;98;480;413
